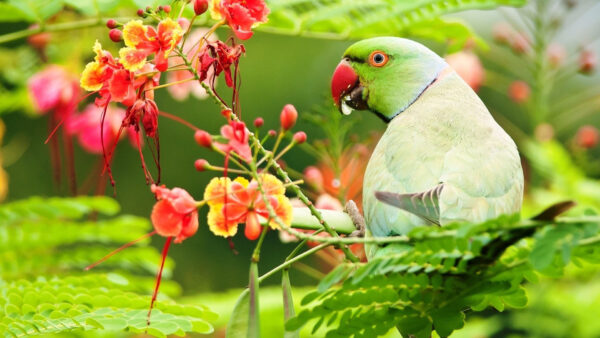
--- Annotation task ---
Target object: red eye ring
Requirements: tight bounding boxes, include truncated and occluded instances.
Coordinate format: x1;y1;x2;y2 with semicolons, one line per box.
368;51;389;67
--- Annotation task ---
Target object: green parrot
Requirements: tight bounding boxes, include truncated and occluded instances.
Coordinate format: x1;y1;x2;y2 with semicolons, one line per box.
331;37;524;258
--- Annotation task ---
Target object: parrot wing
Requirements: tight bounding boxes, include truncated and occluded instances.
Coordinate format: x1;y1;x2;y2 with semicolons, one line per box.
374;184;444;226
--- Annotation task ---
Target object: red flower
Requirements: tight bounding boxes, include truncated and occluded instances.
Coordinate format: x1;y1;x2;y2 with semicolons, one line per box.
65;104;138;154
28;66;80;117
576;125;599;149
214;120;252;161
214;0;270;40
119;19;183;72
81;41;159;107
508;81;530;103
199;41;245;88
151;184;199;243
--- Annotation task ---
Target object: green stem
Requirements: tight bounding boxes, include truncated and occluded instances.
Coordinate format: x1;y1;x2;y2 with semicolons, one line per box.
0;17;135;44
252;225;269;262
258;243;330;283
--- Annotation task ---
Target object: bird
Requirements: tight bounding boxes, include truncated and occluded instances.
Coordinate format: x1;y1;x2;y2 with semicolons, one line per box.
330;37;524;258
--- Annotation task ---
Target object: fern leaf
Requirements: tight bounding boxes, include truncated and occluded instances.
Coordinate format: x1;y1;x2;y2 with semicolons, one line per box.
0;274;216;337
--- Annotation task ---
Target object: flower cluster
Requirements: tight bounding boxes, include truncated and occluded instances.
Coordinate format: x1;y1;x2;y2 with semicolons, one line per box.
211;0;270;40
204;174;292;240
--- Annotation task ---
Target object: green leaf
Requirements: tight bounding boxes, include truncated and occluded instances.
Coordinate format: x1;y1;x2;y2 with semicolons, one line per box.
282;270;299;338
226;289;250;338
248;262;260;338
0;274;214;337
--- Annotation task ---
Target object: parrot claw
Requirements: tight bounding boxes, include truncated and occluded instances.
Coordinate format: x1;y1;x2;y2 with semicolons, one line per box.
345;200;365;237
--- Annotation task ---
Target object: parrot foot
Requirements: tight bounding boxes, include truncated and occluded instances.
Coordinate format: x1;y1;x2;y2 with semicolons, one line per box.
345;200;365;237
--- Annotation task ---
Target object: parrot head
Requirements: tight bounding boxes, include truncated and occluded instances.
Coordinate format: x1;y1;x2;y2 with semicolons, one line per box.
331;37;448;122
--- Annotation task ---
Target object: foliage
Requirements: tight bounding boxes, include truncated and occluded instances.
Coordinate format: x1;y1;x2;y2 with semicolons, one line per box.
285;214;600;337
0;274;216;337
0;196;216;337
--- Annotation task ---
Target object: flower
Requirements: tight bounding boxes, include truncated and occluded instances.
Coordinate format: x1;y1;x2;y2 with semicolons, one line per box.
119;18;183;72
547;44;566;68
199;40;245;88
214;120;252;161
167;29;217;101
65;104;136;154
123;98;159;138
445;51;485;92
204;174;292;240
213;0;270;40
28;66;80;116
576;125;599;148
80;41;159;107
579;49;597;74
151;184;199;243
508;80;530;103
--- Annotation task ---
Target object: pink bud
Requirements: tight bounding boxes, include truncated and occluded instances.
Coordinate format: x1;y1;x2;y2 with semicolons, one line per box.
576;125;599;148
304;166;324;191
445;51;485;92
106;19;117;29
194;0;209;15
195;159;209;171
511;32;530;54
194;130;212;148
137;9;145;17
547;44;566;68
293;131;307;144
109;29;122;42
268;130;277;137
280;104;298;130
254;117;264;128
177;18;190;32
508;81;530;103
162;5;171;13
493;22;512;44
579;49;596;74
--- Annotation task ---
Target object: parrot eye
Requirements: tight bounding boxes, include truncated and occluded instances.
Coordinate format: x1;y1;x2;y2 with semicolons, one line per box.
368;51;389;67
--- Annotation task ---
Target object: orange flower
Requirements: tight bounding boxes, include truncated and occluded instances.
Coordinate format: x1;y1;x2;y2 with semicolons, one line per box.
151;184;199;243
119;18;183;72
212;0;270;40
204;174;292;240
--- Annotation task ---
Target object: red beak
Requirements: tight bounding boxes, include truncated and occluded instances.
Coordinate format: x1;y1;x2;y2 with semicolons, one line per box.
331;60;358;106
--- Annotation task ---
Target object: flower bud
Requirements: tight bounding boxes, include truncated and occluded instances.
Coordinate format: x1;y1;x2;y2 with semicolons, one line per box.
547;44;566;68
109;29;123;42
194;130;212;148
508;81;530;103
221;109;232;119
177;18;190;32
163;5;171;13
579;49;596;74
194;0;209;15
511;32;530;54
293;131;307;144
492;22;512;44
137;8;145;17
280;104;298;130
106;19;117;29
304;166;323;191
268;130;277;137
576;125;599;148
253;117;264;128
195;159;209;171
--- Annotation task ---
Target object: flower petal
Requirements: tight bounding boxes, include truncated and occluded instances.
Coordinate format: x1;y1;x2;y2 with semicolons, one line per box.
244;211;262;240
80;61;105;91
268;194;293;229
151;199;184;237
123;20;148;48
119;47;148;71
207;203;239;237
259;173;285;196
